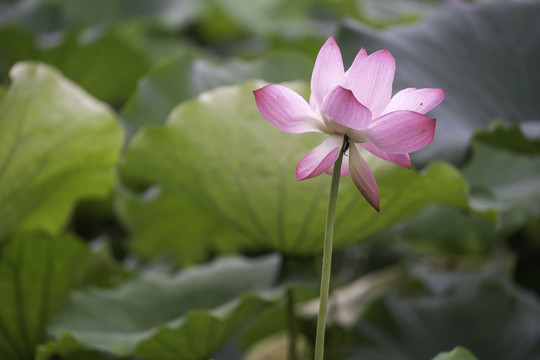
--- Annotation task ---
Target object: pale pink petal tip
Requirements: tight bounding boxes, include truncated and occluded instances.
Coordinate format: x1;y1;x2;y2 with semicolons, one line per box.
342;48;396;118
310;36;345;110
344;48;367;79
383;87;446;115
359;47;367;57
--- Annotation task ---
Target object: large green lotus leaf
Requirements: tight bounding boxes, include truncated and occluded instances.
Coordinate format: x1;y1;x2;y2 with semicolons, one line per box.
345;267;540;360
0;62;122;241
337;1;540;164
462;140;540;234
0;232;118;360
116;183;256;265
121;51;313;139
332;161;468;251
431;347;479;360
44;255;280;358
117;80;469;261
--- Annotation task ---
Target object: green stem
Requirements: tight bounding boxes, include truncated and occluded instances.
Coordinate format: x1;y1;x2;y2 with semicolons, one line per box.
314;135;348;360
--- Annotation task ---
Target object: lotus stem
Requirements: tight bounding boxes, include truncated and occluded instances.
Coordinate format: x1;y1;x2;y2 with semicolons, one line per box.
314;135;348;360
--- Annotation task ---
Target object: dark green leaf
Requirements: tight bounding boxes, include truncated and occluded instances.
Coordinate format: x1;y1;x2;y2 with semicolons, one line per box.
345;267;540;360
0;24;151;105
359;0;441;27
197;0;313;40
337;1;540;164
474;121;540;154
463;142;540;234
394;123;540;255
45;255;281;358
38;26;151;105
0;0;202;33
240;305;288;350
60;0;203;30
431;346;479;360
402;205;498;255
116;182;252;265
0;25;39;82
0;1;66;34
0;232;117;360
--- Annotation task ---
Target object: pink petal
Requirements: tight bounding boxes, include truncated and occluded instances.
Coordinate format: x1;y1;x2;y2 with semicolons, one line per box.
321;86;372;131
363;110;436;153
310;36;345;110
342;49;395;118
296;135;344;181
254;84;322;134
344;47;368;78
360;143;411;168
349;144;380;212
382;88;445;115
324;154;350;176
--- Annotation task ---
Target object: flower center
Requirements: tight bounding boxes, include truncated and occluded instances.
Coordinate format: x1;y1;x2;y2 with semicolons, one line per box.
320;111;369;144
321;112;350;135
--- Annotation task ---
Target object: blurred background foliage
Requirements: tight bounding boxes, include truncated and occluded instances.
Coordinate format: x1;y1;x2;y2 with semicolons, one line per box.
0;0;539;359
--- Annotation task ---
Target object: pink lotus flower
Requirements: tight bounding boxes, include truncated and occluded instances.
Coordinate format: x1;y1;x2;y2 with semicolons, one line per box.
254;36;444;211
